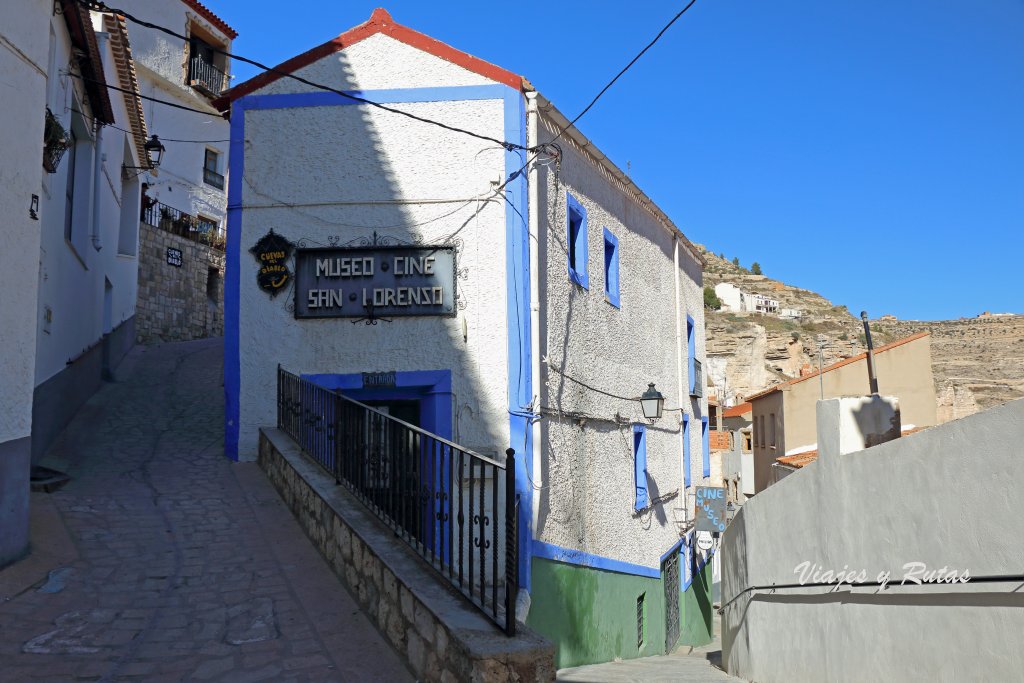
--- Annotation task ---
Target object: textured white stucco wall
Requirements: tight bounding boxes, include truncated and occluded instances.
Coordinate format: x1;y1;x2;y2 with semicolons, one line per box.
34;17;142;386
533;113;707;569
722;398;1024;682
119;0;231;229
255;33;495;96
236;37;511;460
0;0;48;442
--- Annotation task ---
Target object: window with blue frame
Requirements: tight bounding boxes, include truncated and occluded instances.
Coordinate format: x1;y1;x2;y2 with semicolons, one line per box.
633;424;649;510
682;415;691;488
686;315;696;394
701;416;710;478
566;192;589;288
603;228;620;308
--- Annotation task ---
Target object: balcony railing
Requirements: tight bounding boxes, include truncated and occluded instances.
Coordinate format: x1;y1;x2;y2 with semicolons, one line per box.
277;368;520;635
691;358;704;398
141;200;225;251
203;167;225;190
188;56;228;97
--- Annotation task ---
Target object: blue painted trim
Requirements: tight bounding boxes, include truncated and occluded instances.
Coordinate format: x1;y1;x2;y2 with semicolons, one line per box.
659;537;685;565
686;314;696;395
224;84;513;461
239;85;509;112
223;97;246;460
701;416;710;478
503;87;533;592
602;227;620;308
532;540;662;579
565;192;589;289
303;370;453;440
683;414;691;488
633;424;648;511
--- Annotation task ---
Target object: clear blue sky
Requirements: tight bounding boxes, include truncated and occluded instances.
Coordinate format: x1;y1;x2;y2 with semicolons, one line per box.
207;0;1024;321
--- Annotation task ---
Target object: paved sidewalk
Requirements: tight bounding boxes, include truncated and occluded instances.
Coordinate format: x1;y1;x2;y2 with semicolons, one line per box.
0;339;412;683
556;616;741;683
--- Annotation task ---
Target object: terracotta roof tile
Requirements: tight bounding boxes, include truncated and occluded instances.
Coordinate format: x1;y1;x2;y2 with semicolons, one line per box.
104;14;149;168
216;8;524;109
181;0;237;40
723;402;752;418
776;450;818;468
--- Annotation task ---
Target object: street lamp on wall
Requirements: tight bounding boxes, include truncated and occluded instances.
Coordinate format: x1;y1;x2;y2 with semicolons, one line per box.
124;135;166;177
143;135;165;168
640;383;665;421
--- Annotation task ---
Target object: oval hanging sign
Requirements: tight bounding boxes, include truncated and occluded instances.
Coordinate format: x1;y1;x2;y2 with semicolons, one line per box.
249;229;293;298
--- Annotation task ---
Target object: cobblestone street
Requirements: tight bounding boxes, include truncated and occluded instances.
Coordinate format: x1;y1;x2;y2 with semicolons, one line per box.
0;339;411;683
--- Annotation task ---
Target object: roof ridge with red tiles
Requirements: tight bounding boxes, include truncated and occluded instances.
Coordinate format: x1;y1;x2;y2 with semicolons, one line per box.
182;0;237;40
745;331;931;403
215;8;524;109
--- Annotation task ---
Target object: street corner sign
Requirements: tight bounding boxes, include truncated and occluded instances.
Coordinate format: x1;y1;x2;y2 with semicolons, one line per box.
695;486;727;533
250;229;293;298
293;245;456;319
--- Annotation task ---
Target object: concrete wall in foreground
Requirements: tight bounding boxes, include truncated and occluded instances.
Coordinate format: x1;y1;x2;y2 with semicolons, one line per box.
722;398;1024;682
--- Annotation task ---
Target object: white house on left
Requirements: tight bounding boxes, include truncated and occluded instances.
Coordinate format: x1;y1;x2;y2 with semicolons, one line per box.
0;0;152;566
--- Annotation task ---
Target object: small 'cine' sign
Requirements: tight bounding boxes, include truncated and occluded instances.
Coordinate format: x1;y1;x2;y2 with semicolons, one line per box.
293;246;456;319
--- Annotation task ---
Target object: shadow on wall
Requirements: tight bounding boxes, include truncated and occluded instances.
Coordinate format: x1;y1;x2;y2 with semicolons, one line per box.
237;47;517;582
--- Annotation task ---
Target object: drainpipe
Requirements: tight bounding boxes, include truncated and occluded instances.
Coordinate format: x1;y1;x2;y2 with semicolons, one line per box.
90;32;108;252
673;236;687;524
525;91;542;530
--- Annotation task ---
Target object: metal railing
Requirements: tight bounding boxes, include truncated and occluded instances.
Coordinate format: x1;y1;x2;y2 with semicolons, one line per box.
277;368;519;635
188;56;228;97
141;200;225;251
691;358;704;398
203;167;225;190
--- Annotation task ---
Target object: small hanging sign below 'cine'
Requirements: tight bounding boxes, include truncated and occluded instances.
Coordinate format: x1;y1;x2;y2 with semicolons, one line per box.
249;230;293;298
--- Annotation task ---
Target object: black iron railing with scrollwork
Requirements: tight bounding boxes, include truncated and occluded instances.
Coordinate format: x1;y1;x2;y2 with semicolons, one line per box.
277;367;519;635
141;200;225;251
188;56;228;97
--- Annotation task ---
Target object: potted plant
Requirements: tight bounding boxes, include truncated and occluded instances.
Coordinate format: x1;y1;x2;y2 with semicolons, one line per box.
42;108;71;173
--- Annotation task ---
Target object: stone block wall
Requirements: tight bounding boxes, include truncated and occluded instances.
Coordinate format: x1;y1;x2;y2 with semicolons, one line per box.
136;222;225;344
258;428;555;683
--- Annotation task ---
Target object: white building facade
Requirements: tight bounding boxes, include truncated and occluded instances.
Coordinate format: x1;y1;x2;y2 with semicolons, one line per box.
219;9;711;668
119;0;235;244
1;0;151;564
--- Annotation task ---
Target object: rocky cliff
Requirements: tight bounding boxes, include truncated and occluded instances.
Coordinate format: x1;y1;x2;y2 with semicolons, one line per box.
700;247;1024;421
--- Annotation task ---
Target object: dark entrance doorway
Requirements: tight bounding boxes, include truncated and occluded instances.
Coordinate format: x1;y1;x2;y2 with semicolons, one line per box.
362;399;425;543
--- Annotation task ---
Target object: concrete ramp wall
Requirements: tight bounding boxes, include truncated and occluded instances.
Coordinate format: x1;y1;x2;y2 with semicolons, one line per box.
721;398;1024;682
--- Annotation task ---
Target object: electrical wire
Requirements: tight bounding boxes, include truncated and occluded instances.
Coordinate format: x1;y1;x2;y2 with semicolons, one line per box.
67;71;220;116
69;107;228;143
547;0;699;147
78;0;530;152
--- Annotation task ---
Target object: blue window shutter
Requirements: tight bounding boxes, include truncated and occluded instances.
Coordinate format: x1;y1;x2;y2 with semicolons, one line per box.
686;316;695;394
566;192;589;289
683;415;691;488
701;416;710;478
634;425;648;510
603;228;620;308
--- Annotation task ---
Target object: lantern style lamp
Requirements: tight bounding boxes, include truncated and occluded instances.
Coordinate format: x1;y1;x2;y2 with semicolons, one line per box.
144;135;165;168
640;382;665;420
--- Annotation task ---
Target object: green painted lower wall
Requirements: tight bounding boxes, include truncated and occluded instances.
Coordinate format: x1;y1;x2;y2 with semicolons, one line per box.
527;556;667;669
680;558;714;646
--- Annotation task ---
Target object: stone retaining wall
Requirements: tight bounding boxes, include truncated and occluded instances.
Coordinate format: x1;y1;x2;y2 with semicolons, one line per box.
258;427;555;682
136;222;224;344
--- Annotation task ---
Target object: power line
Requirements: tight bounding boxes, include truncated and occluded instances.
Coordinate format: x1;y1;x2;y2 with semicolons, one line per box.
548;0;699;146
79;0;530;152
68;71;221;116
69;107;227;143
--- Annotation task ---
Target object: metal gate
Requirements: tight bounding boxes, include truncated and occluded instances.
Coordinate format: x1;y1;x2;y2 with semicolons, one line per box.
663;549;680;651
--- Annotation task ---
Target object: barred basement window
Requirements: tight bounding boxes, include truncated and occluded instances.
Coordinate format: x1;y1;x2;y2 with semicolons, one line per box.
636;593;645;648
